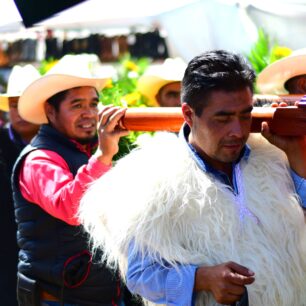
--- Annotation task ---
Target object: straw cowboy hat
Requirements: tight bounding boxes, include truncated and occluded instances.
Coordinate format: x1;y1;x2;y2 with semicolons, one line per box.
138;57;187;106
0;64;41;111
18;54;111;124
257;48;306;94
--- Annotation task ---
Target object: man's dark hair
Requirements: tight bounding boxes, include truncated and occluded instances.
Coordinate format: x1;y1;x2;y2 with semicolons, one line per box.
46;88;71;112
181;50;256;116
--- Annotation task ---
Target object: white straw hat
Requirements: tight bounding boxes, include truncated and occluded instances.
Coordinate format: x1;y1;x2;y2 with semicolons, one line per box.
257;48;306;94
0;64;41;111
18;54;111;124
138;58;187;106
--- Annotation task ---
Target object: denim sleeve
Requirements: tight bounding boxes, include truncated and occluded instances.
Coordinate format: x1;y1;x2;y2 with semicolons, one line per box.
291;170;306;208
126;244;197;306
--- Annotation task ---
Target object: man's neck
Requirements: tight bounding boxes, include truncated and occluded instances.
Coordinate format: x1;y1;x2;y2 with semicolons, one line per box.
69;138;97;157
198;150;233;181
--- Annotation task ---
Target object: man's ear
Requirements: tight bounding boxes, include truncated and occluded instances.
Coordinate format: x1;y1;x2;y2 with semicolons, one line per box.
181;102;194;127
44;102;55;123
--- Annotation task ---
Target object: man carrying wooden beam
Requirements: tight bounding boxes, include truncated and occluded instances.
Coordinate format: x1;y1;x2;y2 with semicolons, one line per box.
80;50;306;306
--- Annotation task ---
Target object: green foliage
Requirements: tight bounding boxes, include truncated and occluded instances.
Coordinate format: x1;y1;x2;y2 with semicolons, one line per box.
99;53;153;160
37;57;58;75
247;28;292;93
100;54;150;107
247;28;292;75
247;29;270;75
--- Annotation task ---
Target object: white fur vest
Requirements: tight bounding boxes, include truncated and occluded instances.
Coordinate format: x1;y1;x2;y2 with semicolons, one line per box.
79;133;306;306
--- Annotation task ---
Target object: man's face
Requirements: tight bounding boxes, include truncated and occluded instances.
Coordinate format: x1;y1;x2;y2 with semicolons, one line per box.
156;82;181;107
285;74;306;94
182;87;253;172
8;97;39;138
45;86;99;143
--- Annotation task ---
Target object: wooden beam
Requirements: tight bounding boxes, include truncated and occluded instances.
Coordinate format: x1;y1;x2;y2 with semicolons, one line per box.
120;101;306;136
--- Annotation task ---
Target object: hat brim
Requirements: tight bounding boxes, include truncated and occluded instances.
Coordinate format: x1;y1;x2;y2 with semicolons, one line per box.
18;74;109;124
0;95;10;112
257;54;306;94
138;75;181;106
0;94;20;111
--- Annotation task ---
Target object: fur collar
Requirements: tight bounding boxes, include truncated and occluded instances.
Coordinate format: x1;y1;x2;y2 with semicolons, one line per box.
80;133;306;306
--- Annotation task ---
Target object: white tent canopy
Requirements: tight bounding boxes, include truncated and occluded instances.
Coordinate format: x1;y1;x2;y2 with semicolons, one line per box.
1;0;306;61
0;0;198;32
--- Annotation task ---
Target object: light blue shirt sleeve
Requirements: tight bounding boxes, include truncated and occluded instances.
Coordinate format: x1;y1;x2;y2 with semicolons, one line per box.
291;170;306;208
126;243;197;306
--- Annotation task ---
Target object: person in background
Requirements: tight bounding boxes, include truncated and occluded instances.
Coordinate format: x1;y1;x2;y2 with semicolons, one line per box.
257;48;306;95
137;57;186;107
11;55;140;306
79;50;306;306
0;64;41;306
0;110;8;127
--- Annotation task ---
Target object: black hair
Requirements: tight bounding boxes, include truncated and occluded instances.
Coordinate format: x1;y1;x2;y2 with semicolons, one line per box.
46;88;70;112
181;50;256;116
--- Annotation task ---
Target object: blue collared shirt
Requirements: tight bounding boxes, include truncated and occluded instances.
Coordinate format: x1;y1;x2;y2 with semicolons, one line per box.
182;123;251;195
126;125;306;306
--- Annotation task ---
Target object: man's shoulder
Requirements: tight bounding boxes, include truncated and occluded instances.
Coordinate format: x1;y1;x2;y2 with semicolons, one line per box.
245;134;291;185
24;148;64;162
247;134;287;162
109;132;194;192
117;132;186;167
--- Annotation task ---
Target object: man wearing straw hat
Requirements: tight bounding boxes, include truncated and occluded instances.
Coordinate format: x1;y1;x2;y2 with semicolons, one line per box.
11;55;135;306
0;64;41;306
138;58;186;107
257;48;306;95
79;50;306;306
